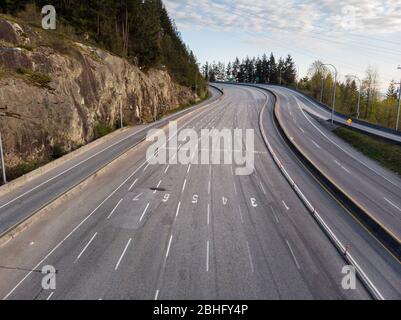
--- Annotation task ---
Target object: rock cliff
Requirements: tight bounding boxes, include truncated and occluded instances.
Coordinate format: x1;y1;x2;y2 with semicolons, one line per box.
0;16;197;174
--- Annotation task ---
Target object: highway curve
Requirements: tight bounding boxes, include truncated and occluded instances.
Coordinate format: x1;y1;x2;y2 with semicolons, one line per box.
0;84;399;300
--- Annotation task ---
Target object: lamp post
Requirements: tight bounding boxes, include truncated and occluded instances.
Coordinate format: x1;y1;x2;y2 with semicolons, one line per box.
397;66;401;131
320;63;338;125
117;92;123;129
0;133;7;185
347;75;362;119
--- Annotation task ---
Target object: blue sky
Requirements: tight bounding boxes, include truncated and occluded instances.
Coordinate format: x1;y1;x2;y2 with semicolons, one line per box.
164;0;401;91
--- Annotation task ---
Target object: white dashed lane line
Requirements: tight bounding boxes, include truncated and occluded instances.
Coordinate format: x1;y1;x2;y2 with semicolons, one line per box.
115;238;132;271
74;232;98;263
107;199;123;220
384;197;401;212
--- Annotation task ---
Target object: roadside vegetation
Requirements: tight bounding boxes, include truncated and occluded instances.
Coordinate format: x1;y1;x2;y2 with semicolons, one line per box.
16;67;52;89
334;127;401;176
204;56;400;132
0;0;207;97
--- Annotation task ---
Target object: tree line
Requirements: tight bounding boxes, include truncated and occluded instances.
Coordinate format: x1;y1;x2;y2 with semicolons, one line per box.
0;0;206;96
203;54;400;130
203;53;297;86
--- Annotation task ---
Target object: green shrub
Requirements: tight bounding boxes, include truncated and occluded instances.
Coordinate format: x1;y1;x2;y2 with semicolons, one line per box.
94;123;114;140
52;144;66;159
16;67;52;89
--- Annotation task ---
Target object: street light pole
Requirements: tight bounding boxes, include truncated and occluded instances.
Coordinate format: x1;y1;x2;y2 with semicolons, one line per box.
347;75;362;119
0;133;7;185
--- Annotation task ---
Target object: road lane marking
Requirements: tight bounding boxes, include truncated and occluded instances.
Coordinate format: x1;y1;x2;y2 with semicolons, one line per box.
311;140;322;150
233;181;238;194
187;164;191;175
246;242;255;273
143;163;151;172
133;193;143;201
153;180;162;194
299;127;305;133
115;238;132;271
259;182;266;195
75;232;98;263
46;292;54;301
208;180;211;195
107;199;123;220
384;198;401;212
342;166;351;174
334;159;341;166
166;235;173;258
175;202;181;218
286;240;301;270
164;165;170;174
139;203;150;222
2;108;219;300
207;204;210;225
154;290;160;301
238;205;244;224
129;179;138;191
206;240;210;272
282;201;290;211
182;179;187;193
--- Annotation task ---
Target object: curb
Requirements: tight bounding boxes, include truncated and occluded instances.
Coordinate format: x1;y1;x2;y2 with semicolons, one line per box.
255;86;385;300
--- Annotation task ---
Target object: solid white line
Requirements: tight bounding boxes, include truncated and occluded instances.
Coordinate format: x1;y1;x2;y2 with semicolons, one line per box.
286;240;301;270
46;292;54;301
166;235;173;258
129;179;138;191
75;232;98;263
175;202;181;218
107;199;123;220
139;203;150;222
282;201;290;210
384;197;401;212
154;290;160;301
246;241;255;273
206;240;210;272
115;238;132;271
182;179;187;193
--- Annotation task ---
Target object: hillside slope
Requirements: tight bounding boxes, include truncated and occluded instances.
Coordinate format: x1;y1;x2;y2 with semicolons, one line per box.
0;16;198;178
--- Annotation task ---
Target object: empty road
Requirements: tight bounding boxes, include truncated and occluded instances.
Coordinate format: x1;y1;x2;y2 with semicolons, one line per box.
0;84;399;300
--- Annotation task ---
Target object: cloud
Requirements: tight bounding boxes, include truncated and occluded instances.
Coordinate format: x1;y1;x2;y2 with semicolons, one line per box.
164;0;401;35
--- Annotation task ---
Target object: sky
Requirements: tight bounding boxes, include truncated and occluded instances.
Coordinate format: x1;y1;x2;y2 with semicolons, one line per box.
164;0;401;92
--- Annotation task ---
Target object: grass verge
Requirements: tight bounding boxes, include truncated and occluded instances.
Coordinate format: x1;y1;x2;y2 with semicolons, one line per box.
334;126;401;176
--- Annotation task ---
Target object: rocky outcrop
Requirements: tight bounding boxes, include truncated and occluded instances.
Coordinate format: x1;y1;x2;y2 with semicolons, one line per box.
0;16;196;168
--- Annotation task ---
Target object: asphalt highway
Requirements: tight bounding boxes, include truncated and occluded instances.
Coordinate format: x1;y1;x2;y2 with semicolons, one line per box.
0;87;222;238
259;85;401;245
0;84;399;300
